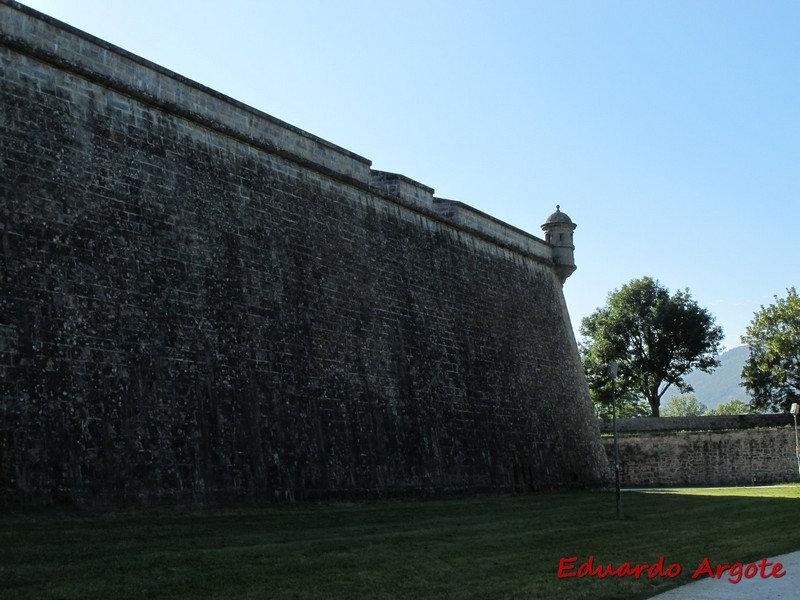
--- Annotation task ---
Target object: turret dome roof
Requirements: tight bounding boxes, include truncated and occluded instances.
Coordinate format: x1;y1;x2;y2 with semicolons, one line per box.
544;205;573;225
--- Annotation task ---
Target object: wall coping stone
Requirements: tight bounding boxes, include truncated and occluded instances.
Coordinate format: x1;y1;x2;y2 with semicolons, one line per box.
599;413;793;434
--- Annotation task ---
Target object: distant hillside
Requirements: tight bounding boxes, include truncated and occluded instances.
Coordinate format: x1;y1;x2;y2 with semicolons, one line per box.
663;346;752;411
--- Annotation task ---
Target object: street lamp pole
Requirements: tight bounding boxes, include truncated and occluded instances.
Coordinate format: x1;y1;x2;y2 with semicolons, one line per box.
791;403;800;479
609;361;622;519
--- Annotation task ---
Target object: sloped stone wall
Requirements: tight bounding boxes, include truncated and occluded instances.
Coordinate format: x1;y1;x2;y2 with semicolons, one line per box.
0;0;607;505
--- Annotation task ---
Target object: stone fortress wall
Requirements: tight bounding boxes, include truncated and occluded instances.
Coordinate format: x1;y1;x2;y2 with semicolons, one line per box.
0;0;608;505
600;415;799;487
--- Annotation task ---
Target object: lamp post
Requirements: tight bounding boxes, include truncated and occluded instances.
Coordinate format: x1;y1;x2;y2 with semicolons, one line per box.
791;403;800;479
609;361;623;519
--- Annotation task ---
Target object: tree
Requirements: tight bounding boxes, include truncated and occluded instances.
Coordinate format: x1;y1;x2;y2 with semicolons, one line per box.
709;399;751;415
589;382;651;419
580;277;724;417
741;288;800;413
583;355;651;419
661;394;708;417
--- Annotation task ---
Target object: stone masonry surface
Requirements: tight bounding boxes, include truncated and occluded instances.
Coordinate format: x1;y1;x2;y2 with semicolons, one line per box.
601;417;799;487
0;1;608;505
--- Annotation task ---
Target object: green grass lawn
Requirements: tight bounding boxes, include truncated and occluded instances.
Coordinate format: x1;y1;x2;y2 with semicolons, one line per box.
2;485;798;599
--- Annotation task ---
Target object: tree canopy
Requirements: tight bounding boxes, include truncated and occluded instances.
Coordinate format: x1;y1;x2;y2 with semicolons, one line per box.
580;277;724;417
661;394;708;417
709;398;751;415
741;288;800;413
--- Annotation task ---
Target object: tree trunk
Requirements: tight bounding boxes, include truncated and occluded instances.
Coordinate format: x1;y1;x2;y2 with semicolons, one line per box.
648;396;660;418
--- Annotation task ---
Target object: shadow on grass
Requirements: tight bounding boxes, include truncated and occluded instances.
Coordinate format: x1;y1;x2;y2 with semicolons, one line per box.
0;487;798;600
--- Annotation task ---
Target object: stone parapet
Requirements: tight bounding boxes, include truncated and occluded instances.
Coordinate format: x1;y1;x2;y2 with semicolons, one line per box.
0;0;554;266
433;199;553;262
0;1;372;181
370;171;435;211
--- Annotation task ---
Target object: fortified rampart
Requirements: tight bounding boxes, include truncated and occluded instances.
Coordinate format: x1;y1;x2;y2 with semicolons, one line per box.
600;416;799;487
0;1;608;505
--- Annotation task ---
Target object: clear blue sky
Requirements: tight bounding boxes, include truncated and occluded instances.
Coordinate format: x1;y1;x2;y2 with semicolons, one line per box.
20;0;800;350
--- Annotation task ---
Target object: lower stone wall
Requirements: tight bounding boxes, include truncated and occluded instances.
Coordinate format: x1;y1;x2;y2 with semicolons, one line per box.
603;427;799;487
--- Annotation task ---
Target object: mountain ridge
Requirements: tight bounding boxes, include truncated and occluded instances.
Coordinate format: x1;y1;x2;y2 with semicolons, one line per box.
664;345;752;411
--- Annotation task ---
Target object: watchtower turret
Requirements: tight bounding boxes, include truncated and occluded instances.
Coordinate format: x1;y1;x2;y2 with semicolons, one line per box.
541;205;577;283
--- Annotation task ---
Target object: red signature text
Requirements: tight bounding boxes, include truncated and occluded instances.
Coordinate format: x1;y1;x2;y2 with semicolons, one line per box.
557;555;680;579
691;557;786;583
558;556;787;583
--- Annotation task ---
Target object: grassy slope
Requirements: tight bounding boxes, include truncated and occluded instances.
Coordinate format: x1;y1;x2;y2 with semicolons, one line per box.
1;486;798;600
